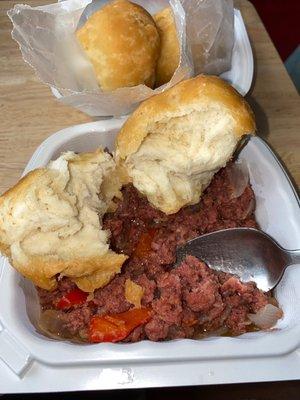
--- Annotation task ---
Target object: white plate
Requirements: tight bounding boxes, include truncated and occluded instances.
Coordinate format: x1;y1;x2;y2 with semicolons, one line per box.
0;119;299;393
51;9;254;114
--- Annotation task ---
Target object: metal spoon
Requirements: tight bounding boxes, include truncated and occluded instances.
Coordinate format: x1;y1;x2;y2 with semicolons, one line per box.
175;227;300;292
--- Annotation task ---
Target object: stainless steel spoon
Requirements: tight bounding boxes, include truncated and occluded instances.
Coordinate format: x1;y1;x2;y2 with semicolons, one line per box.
175;227;300;292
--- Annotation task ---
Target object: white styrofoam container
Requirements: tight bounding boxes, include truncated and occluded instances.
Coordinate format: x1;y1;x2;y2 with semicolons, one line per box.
0;119;299;392
51;9;254;114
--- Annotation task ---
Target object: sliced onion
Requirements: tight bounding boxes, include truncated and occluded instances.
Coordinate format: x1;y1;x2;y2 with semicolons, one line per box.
227;161;249;199
248;304;283;329
38;310;87;343
241;197;255;219
38;309;70;340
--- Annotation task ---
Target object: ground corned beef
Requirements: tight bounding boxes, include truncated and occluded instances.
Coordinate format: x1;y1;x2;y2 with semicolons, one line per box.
37;164;272;342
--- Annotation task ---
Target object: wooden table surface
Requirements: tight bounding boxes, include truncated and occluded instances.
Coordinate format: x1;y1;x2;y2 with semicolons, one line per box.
0;0;299;195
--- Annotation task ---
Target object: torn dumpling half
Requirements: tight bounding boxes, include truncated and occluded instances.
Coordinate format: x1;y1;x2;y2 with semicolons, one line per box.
115;75;256;214
0;148;127;292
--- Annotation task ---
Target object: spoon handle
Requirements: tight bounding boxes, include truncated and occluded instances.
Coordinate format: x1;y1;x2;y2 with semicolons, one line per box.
285;249;300;265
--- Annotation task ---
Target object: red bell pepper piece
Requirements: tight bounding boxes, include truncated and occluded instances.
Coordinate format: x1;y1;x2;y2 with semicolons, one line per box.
89;308;152;343
56;288;88;310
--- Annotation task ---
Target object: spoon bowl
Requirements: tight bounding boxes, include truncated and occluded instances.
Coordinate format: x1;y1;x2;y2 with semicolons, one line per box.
176;228;300;292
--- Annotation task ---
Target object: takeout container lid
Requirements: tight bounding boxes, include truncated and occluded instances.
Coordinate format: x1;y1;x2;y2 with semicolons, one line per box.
0;118;299;391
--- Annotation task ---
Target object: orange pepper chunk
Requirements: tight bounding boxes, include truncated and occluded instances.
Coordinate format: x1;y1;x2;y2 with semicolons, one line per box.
89;308;152;343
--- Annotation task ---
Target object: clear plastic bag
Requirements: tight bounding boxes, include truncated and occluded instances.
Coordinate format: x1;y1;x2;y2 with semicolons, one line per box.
181;0;234;75
8;0;234;116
